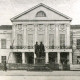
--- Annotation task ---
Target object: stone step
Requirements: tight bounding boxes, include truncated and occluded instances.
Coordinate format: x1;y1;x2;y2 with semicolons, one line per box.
27;64;51;71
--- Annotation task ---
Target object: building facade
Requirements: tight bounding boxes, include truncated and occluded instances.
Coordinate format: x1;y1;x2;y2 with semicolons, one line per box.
0;3;80;70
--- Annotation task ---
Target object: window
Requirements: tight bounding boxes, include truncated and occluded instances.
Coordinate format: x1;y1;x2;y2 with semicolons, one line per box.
38;34;44;44
1;56;6;63
60;34;65;49
49;34;54;49
77;56;80;64
28;34;33;49
1;39;6;49
17;34;23;49
36;11;46;17
77;39;80;49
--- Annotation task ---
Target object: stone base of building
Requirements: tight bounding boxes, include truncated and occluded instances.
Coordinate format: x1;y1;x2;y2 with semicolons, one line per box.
0;63;70;71
70;64;80;70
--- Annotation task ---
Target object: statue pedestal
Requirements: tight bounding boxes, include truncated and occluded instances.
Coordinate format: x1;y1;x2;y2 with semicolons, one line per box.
27;57;51;71
35;57;45;65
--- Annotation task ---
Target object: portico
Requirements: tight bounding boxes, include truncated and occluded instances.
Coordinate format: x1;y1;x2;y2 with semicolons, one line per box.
9;3;72;70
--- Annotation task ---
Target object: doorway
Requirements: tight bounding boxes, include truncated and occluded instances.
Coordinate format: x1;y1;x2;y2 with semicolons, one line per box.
25;52;34;64
49;52;57;64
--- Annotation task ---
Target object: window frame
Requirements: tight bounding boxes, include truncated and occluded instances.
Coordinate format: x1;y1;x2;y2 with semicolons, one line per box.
1;39;6;49
77;39;80;49
36;11;46;17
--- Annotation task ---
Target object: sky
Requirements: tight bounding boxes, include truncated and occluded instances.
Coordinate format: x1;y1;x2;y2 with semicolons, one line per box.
0;0;80;25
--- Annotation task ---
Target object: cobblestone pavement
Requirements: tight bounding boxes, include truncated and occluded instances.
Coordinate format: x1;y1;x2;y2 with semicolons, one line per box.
0;70;80;76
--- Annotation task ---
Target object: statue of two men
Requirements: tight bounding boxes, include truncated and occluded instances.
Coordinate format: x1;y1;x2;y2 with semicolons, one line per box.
35;42;45;58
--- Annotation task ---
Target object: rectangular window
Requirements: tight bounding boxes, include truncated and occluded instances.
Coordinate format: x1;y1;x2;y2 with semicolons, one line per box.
77;56;80;64
60;34;65;49
28;34;33;49
49;34;54;49
38;34;44;44
17;34;23;49
1;56;6;63
77;39;80;49
1;39;6;49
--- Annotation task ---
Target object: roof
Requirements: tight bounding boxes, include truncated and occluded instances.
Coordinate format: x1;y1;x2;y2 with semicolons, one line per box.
71;25;80;29
0;25;12;30
11;3;72;21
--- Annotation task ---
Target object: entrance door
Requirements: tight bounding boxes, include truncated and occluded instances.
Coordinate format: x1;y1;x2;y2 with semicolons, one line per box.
26;52;34;64
60;52;69;70
49;52;57;64
15;53;22;63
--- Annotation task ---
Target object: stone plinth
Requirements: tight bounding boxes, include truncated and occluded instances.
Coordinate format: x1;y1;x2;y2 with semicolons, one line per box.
35;58;45;65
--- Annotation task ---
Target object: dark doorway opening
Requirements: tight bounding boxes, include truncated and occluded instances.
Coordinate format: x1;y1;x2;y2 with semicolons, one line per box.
49;52;57;64
15;52;22;63
60;52;69;65
26;52;34;64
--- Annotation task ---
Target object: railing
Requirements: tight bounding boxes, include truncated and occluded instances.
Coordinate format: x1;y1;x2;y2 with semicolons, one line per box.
60;46;72;49
10;46;72;49
10;46;34;49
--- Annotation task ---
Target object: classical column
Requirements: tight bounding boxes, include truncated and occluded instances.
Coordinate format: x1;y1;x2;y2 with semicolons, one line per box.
34;53;36;64
56;24;59;48
45;24;48;50
66;24;70;47
34;24;37;64
23;25;26;47
34;24;37;43
57;52;60;64
69;52;72;64
12;25;16;46
45;52;49;64
22;52;25;64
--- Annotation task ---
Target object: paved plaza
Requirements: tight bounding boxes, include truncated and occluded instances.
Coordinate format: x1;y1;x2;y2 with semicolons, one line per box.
0;76;80;80
0;70;80;76
0;71;80;80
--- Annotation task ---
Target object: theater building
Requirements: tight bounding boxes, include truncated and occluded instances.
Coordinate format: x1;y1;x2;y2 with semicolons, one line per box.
0;3;80;70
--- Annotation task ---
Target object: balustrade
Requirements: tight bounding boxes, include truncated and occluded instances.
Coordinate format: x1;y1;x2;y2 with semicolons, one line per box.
10;45;72;49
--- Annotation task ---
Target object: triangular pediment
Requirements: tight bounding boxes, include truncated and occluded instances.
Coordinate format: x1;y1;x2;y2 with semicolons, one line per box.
11;3;72;22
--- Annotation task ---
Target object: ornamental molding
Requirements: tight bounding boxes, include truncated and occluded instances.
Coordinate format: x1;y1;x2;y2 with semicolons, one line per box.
26;24;34;31
48;24;55;31
15;24;23;31
59;24;66;32
37;24;45;31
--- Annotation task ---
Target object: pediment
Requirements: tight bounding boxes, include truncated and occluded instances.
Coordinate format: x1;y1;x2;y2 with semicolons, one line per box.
11;3;72;22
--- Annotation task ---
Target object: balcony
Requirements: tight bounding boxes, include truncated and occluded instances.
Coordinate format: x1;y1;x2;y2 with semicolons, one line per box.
48;46;72;49
10;46;34;49
10;46;72;50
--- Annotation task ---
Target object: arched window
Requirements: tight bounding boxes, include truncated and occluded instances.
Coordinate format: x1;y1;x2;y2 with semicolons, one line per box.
36;11;46;17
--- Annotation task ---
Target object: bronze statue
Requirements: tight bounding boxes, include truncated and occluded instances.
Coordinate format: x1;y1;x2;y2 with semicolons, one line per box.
35;42;39;58
35;42;45;58
39;42;45;58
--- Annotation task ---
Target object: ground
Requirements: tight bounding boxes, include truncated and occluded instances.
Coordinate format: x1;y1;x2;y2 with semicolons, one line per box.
0;71;80;80
0;70;80;76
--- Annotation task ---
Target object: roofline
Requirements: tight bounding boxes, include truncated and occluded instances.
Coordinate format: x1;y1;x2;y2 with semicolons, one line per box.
11;3;72;22
11;20;72;22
